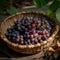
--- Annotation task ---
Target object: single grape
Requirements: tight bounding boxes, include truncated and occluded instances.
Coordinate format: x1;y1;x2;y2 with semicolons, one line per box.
31;39;34;44
33;33;38;38
31;24;35;28
27;39;31;45
38;31;43;35
20;40;24;44
41;36;46;41
24;41;28;45
34;39;38;44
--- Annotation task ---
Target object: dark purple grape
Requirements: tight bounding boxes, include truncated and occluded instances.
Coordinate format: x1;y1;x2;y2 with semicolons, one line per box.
31;40;34;44
30;35;34;39
31;24;35;28
46;33;50;37
14;31;20;36
20;35;23;39
8;36;12;40
33;30;36;34
30;38;34;44
7;27;13;33
38;37;41;42
13;36;16;40
25;31;29;34
17;23;21;27
7;33;12;36
43;35;47;40
33;33;38;38
46;25;51;30
24;41;28;45
41;20;45;25
27;34;30;38
20;19;25;25
16;35;20;39
38;39;41;43
40;39;43;43
38;31;43;35
41;36;46;41
11;33;17;37
17;26;21;31
14;20;20;24
44;20;49;25
28;25;31;30
7;29;12;33
49;22;54;28
20;40;24;44
39;26;45;31
30;16;32;20
38;18;42;21
24;28;28;32
34;39;38;44
36;27;40;30
27;39;31;45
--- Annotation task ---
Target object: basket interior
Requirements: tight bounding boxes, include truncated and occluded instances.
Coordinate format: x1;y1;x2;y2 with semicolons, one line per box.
0;12;57;38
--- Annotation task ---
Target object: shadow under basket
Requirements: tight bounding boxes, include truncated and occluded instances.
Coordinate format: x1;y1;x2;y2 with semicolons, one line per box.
0;12;59;54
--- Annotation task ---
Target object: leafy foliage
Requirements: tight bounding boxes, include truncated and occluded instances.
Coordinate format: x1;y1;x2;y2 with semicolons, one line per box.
33;0;49;8
56;8;60;23
0;0;19;15
47;0;60;15
33;0;60;23
7;6;19;15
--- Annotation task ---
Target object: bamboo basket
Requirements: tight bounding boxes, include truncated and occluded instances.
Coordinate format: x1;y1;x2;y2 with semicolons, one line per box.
0;12;59;54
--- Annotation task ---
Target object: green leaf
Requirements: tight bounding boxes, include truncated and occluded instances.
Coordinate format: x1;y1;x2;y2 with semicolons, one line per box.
47;0;60;16
7;6;19;15
56;8;60;23
33;0;49;8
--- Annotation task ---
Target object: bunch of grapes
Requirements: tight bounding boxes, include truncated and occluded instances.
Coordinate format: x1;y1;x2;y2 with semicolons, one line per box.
6;16;53;45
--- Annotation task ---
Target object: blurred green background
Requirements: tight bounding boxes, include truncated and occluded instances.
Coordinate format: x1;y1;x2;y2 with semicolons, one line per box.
0;0;60;22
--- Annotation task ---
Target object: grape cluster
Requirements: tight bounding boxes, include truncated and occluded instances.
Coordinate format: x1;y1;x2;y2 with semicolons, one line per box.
6;16;53;45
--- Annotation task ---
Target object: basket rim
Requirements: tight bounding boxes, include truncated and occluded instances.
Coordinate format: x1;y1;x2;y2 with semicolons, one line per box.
0;12;59;49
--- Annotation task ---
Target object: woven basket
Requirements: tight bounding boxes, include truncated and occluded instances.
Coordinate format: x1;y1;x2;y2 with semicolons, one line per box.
0;12;59;54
